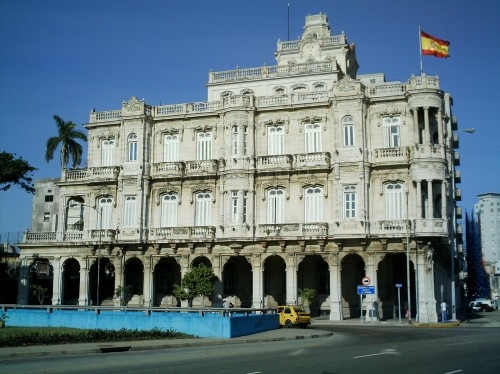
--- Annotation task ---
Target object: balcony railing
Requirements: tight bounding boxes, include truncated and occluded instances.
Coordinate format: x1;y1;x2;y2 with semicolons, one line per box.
24;230;117;243
258;223;328;237
257;155;293;172
149;226;216;240
294;152;331;169
374;147;410;163
151;162;184;178
64;167;119;182
185;160;219;175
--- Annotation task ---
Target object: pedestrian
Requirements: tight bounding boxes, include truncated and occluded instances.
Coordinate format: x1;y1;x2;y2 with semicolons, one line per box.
440;300;447;323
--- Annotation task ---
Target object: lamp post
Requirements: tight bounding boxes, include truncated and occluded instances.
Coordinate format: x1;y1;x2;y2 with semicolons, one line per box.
450;127;475;320
70;203;103;306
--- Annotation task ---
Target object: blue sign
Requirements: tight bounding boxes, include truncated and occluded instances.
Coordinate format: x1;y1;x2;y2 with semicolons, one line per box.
357;285;375;295
395;283;403;288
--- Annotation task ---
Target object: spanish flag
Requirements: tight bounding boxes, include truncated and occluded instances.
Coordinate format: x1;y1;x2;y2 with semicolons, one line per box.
421;30;450;58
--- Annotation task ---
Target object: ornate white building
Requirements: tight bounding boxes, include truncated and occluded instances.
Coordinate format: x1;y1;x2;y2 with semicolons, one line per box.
18;13;464;322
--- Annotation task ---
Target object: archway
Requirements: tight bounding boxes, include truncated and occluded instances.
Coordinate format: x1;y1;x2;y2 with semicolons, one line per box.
297;254;329;316
153;257;181;307
124;257;144;306
222;256;252;307
263;255;286;307
29;258;53;305
62;258;80;305
340;254;365;319
89;257;115;306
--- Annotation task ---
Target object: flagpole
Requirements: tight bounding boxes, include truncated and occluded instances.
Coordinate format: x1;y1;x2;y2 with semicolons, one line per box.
287;3;290;41
419;25;424;75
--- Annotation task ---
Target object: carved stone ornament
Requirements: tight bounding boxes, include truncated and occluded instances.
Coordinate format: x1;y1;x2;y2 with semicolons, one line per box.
190;182;215;203
155;183;180;206
299;175;327;199
337;76;357;92
261;176;289;200
258;116;289;135
95;129;120;147
123;96;143;113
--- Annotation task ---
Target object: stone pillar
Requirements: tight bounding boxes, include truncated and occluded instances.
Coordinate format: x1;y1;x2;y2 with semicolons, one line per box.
416;180;422;218
437;108;443;145
143;256;152;307
180;256;190;307
285;255;297;305
328;252;342;320
441;181;447;219
412;108;420;143
365;252;378;320
112;251;124;306
78;257;88;305
427;180;434;218
212;255;223;306
423;107;430;145
416;248;438;323
251;255;263;309
51;256;62;305
17;258;30;305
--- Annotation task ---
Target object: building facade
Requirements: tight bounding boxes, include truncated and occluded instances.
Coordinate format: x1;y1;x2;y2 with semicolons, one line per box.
17;14;463;322
473;193;500;303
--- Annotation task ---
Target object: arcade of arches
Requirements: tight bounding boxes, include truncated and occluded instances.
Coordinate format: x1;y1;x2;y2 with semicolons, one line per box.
19;241;443;322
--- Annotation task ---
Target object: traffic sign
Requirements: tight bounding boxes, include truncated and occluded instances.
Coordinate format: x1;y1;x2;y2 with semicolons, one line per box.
357;285;375;295
395;283;403;288
362;277;371;286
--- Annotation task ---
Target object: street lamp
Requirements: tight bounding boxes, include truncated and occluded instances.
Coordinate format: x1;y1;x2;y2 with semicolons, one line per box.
70;202;103;306
450;127;475;320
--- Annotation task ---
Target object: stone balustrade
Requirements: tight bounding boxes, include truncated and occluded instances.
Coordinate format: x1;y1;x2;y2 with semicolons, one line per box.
259;223;329;237
149;226;216;240
64;167;119;182
374;147;410;163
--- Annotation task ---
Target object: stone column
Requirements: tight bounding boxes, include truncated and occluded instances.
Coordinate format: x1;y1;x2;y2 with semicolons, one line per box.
51;256;62;305
328;252;342;320
251;255;263;309
437;108;443;145
427;180;434;219
180;256;190;307
78;257;88;305
112;251;123;306
423;107;430;145
416;247;438;323
285;255;297;305
416;180;422;218
441;181;447;219
212;255;223;306
412;108;419;142
143;255;152;307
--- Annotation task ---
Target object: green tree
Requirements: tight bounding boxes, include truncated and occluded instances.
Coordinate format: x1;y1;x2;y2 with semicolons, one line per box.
0;151;37;193
31;284;49;305
45;115;87;171
173;264;216;307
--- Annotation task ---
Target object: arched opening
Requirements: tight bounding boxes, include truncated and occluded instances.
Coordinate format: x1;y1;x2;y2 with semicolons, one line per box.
263;255;286;307
29;258;53;305
124;257;144;306
223;256;252;307
153;257;181;307
340;254;365;319
297;254;329;316
89;258;115;306
62;258;80;305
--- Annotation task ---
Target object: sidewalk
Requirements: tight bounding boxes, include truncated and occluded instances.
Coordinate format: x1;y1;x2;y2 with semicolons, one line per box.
2;311;498;359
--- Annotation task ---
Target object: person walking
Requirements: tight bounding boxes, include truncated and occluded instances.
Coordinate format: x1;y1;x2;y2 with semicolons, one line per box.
440;300;448;323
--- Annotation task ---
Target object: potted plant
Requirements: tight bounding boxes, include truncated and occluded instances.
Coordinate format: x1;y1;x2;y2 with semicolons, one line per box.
300;288;316;314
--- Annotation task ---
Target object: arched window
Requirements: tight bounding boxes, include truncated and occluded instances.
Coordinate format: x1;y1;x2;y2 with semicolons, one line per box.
194;192;211;226
197;132;212;160
304;187;323;222
98;196;113;229
342;116;355;147
128;133;138;161
385;182;404;220
268;125;284;155
267;188;285;224
304;123;321;153
163;134;179;162
101;139;114;166
161;194;178;227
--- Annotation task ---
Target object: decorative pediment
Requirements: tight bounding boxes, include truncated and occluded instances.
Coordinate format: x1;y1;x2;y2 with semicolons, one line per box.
94;129;120;146
337;76;357;93
298;174;327;199
261;176;289;200
154;183;181;206
259;116;289;135
123;96;143;114
190;182;215;203
156;124;184;143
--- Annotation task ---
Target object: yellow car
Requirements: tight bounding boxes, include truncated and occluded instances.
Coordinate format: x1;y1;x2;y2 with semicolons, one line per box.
277;305;311;328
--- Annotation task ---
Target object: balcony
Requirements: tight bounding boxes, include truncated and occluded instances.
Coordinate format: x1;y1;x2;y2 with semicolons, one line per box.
413;218;447;236
149;226;216;240
378;220;408;234
151;162;184;178
24;230;117;243
455;188;462;201
258;223;328;238
184;160;219;176
64;167;120;182
294;152;331;170
256;155;293;173
411;144;445;160
374;147;410;164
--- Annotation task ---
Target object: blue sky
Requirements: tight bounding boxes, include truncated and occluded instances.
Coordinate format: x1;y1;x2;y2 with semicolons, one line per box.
1;0;499;240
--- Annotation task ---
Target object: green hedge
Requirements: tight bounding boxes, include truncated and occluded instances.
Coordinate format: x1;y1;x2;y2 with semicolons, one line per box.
0;328;193;347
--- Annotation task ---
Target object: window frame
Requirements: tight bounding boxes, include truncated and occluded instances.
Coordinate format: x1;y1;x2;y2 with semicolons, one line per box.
342;115;355;147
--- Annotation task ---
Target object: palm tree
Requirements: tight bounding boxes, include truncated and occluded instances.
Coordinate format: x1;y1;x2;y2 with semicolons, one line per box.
45;115;87;171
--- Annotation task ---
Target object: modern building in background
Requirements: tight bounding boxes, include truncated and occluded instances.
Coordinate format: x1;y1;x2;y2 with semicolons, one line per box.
16;13;465;322
472;193;500;303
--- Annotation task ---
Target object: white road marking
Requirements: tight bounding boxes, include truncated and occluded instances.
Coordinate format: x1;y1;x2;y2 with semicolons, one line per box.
443;370;463;374
353;348;399;359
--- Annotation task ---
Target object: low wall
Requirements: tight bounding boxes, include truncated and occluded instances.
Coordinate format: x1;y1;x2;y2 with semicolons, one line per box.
3;307;279;339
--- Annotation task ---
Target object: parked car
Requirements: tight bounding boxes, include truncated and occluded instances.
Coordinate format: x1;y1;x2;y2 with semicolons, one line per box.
480;303;494;312
276;305;311;328
468;301;483;313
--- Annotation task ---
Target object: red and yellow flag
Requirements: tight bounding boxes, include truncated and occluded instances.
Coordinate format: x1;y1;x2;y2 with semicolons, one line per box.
421;30;450;58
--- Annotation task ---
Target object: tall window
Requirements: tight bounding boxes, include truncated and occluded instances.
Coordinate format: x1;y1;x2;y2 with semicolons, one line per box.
231;191;238;223
128;133;138;161
304;187;323;222
267;188;285;224
231;126;239;156
194;192;211;226
160;194;178;227
268;125;284;155
385;183;404;220
243;126;248;156
197;132;212;160
163;134;179;162
66;199;84;231
101;139;115;166
242;191;248;224
342;115;355;147
343;185;357;219
383;117;400;147
98;196;113;229
304;123;322;153
123;195;136;227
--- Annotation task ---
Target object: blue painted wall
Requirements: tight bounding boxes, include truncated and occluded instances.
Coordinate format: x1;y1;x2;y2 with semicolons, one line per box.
5;309;279;338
